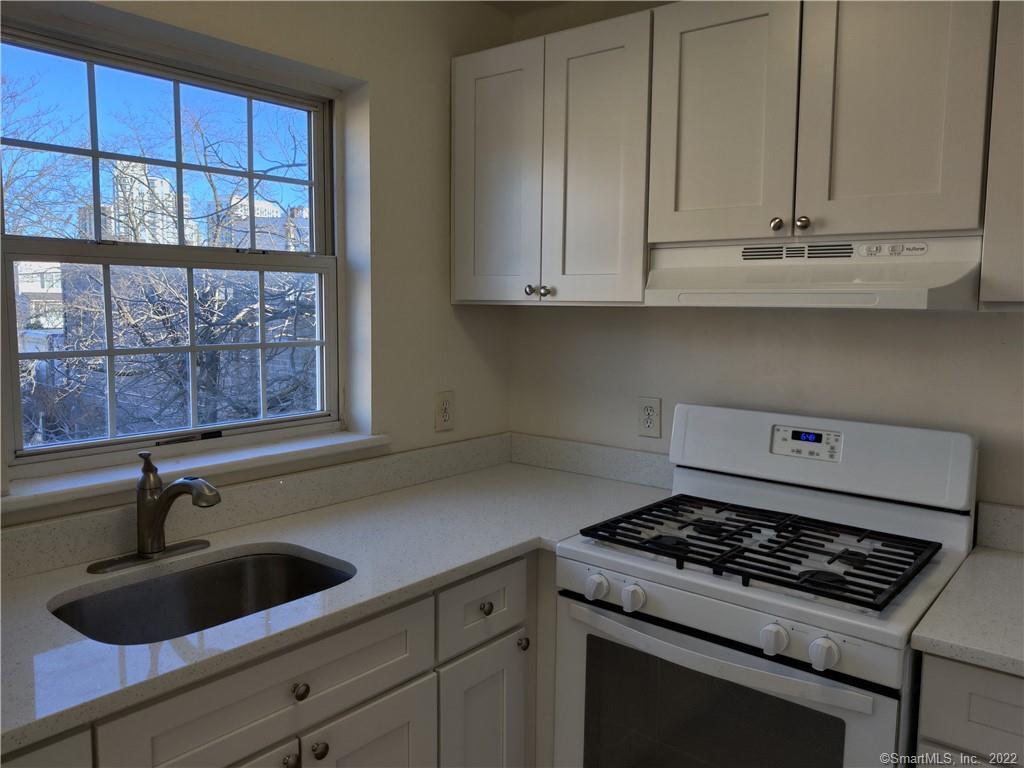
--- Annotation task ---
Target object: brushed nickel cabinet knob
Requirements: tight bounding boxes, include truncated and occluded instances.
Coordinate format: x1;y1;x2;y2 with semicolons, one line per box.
292;682;310;701
538;285;554;298
769;217;784;231
524;284;537;296
311;742;330;760
479;601;494;616
282;754;299;768
795;216;811;230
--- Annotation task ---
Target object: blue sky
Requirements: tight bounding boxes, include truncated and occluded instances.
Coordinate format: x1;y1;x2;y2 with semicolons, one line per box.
2;41;310;179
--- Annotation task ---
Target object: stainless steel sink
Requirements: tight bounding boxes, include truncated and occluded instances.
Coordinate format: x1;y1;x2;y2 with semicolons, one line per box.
52;550;357;645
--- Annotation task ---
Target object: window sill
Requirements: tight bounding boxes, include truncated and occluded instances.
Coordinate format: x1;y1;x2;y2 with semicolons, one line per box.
2;432;391;526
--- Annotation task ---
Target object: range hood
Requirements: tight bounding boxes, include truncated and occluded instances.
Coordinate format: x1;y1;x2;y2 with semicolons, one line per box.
645;236;981;309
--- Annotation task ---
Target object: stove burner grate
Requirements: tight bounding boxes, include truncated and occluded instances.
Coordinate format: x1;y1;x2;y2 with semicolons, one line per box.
580;494;942;611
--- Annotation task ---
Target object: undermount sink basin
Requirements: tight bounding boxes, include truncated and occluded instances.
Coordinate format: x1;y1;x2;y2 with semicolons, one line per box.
51;549;356;645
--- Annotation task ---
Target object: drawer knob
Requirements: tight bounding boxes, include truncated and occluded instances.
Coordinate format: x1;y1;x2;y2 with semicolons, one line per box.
517;637;530;652
769;216;784;231
282;754;300;768
524;284;537;296
292;682;311;701
311;742;330;760
795;216;811;230
479;601;494;616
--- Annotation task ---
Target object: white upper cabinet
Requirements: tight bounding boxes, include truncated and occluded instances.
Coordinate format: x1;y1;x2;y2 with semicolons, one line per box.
452;39;544;302
980;0;1023;305
648;2;800;243
541;11;651;302
796;1;994;237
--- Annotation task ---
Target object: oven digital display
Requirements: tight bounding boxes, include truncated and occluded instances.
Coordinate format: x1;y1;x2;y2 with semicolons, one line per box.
792;430;823;443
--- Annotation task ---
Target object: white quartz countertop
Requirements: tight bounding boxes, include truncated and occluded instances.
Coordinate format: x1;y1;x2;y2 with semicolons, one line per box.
911;547;1024;677
0;463;664;753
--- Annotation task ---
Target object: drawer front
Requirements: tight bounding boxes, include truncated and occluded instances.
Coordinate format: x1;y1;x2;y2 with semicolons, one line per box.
919;655;1024;758
96;597;434;768
438;559;527;662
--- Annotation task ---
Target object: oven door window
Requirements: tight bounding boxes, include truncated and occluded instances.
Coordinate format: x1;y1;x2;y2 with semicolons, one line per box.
583;635;846;768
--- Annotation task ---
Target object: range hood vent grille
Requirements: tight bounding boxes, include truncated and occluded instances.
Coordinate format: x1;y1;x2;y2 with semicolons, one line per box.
740;245;784;260
807;243;854;258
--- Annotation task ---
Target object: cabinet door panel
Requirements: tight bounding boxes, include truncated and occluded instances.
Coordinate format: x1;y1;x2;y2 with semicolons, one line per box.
452;40;543;302
439;629;527;768
648;2;800;243
541;11;651;302
796;1;993;236
981;0;1024;304
300;674;437;768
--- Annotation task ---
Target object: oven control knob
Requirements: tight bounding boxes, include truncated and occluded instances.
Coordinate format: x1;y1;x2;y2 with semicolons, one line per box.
584;573;610;601
621;584;646;613
759;623;789;656
808;637;841;672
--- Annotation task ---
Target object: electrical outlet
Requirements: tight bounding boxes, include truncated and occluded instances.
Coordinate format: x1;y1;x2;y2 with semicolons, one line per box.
638;397;661;438
434;390;455;432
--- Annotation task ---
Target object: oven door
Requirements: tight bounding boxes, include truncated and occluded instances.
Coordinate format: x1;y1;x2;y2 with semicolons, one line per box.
554;595;899;768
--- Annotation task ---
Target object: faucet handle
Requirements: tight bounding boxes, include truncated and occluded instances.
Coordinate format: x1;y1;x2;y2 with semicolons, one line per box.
137;451;162;490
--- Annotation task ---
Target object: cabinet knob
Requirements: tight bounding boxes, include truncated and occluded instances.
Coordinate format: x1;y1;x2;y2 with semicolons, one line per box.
291;682;310;701
795;216;811;230
524;284;537;296
282;754;300;768
479;601;494;616
537;285;554;298
517;637;531;652
311;742;330;760
769;217;785;231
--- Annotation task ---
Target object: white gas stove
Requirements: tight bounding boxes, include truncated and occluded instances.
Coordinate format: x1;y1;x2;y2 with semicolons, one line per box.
554;404;977;768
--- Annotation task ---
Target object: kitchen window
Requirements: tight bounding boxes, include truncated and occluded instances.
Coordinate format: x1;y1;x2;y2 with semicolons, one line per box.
1;35;339;461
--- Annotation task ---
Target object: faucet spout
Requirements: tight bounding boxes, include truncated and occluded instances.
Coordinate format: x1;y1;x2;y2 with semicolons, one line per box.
162;476;222;508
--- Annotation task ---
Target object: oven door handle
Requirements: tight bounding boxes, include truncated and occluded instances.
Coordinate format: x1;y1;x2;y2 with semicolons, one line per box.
569;602;875;715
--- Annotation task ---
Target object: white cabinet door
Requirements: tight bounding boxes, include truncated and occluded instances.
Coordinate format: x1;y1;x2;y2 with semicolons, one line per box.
981;0;1024;305
438;629;528;768
300;674;437;768
233;738;300;768
452;39;544;302
648;2;800;243
796;1;994;237
540;11;651;302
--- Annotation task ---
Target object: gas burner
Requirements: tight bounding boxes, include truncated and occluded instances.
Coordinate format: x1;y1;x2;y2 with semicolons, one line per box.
580;493;942;611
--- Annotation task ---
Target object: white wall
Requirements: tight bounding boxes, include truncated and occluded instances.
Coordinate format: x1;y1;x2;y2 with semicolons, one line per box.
510;307;1024;506
108;0;516;453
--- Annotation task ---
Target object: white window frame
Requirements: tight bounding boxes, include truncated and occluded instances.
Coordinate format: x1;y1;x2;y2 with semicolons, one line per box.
1;30;343;474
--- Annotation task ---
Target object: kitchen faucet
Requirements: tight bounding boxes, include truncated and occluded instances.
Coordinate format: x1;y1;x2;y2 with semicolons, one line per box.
86;451;221;574
136;451;221;555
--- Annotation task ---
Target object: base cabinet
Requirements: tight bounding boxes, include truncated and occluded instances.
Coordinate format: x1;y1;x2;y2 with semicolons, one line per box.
438;629;528;768
300;675;437;768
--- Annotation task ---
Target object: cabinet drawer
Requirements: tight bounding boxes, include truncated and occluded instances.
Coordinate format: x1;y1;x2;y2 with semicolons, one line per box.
919;655;1024;758
438;559;526;662
96;597;434;768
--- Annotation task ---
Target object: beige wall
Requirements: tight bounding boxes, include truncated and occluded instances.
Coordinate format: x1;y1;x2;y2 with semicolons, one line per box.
509;308;1024;506
108;1;516;452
